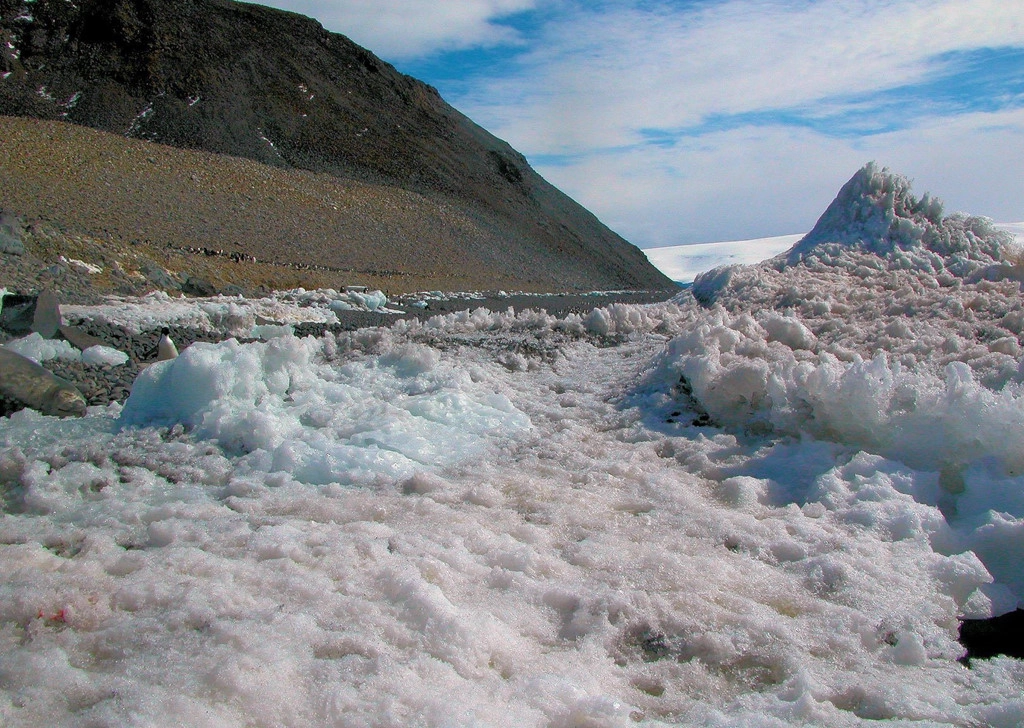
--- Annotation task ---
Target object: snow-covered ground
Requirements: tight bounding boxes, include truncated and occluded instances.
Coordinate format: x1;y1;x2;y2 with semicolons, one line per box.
645;224;1024;285
2;165;1024;726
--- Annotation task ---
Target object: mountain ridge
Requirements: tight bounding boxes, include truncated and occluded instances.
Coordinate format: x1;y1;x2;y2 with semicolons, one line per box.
0;0;673;293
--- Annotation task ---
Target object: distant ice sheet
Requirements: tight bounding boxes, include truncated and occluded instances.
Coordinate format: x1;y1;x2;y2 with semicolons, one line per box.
644;234;802;283
644;222;1022;285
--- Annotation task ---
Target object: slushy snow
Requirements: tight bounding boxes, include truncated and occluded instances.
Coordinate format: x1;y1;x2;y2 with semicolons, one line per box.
2;164;1024;726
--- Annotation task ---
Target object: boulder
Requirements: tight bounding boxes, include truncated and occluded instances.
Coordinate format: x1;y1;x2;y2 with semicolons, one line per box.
0;293;36;333
142;263;181;290
181;276;217;297
31;288;62;338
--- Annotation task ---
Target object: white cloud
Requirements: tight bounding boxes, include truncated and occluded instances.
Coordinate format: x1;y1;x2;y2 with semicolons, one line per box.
255;0;537;58
460;0;1024;154
538;107;1024;246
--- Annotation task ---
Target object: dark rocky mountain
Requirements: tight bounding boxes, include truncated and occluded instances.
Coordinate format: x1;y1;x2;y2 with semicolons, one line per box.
0;0;673;292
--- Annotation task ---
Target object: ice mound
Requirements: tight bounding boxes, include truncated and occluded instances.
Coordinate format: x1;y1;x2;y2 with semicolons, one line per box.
328;288;390;313
684;165;1024;387
119;334;532;485
785;162;1010;273
695;163;1016;306
789;162;940;260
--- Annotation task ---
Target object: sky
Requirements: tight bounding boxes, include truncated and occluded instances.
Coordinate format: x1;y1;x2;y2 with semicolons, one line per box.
257;1;1024;248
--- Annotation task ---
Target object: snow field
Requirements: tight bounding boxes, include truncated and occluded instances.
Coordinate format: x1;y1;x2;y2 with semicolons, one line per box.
1;301;1022;726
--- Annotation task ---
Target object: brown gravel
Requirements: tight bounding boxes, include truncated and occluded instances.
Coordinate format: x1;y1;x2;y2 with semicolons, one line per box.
2;116;662;297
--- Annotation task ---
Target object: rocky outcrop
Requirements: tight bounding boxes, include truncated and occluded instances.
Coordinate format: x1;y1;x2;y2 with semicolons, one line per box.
0;211;25;255
0;0;673;292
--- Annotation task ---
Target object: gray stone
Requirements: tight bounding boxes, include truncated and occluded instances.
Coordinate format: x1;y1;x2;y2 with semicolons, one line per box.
142;264;181;290
181;276;217;297
59;324;108;351
0;212;25;256
0;232;24;255
32;289;62;338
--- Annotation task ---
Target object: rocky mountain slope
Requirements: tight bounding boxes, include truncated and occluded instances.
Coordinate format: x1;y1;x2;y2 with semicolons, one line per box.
0;0;673;293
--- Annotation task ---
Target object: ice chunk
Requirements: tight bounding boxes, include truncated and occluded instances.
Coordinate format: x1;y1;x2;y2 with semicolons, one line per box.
3;332;81;362
763;314;816;350
82;345;129;367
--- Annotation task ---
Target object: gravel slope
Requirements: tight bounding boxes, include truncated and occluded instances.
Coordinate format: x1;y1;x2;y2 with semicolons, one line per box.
1;116;581;295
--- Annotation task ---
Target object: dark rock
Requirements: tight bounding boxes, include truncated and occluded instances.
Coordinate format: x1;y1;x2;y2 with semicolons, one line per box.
0;292;36;333
960;609;1024;664
0;0;675;292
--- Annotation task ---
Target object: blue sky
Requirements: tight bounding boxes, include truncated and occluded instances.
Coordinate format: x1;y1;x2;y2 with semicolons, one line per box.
260;1;1023;248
